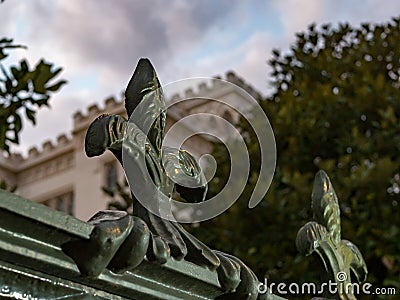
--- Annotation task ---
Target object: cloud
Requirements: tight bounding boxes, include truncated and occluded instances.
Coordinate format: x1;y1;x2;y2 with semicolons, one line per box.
271;0;400;51
234;32;275;95
175;31;274;94
19;0;239;102
2;0;400;154
272;0;330;37
19;1;235;83
1;0;239;153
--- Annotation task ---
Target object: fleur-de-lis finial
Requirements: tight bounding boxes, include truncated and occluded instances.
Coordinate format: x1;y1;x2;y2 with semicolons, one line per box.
63;58;264;299
296;170;368;300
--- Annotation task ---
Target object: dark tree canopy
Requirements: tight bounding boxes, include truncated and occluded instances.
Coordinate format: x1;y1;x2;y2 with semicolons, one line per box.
189;18;400;298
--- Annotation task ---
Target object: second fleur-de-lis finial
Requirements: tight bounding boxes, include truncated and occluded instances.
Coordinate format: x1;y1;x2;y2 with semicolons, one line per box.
296;170;368;300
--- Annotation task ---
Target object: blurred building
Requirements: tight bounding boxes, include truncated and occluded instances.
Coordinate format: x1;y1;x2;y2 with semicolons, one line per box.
0;72;260;221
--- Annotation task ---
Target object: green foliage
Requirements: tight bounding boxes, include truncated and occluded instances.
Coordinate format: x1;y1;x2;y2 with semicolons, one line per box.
189;18;400;299
0;179;16;193
0;38;67;153
103;179;133;214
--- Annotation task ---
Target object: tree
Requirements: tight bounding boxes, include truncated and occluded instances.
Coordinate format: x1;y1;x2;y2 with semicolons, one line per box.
0;38;67;153
0;37;66;192
188;18;400;299
104;18;400;299
102;179;133;214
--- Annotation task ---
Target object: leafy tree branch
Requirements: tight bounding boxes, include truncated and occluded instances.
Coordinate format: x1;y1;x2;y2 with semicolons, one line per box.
0;38;67;152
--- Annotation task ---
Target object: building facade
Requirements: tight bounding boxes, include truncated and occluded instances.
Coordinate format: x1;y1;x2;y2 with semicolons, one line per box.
0;72;260;221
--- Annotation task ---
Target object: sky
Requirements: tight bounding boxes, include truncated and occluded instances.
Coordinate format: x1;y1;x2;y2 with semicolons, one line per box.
1;0;400;154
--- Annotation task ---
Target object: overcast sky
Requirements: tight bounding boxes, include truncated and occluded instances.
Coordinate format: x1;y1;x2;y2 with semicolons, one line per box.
1;0;400;154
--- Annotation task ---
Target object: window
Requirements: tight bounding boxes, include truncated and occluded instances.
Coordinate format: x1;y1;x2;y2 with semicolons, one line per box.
42;191;74;215
56;193;74;214
222;110;234;134
105;161;118;191
222;110;233;123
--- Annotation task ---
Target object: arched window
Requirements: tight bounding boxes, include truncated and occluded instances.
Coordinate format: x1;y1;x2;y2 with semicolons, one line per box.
105;161;118;191
222;110;233;123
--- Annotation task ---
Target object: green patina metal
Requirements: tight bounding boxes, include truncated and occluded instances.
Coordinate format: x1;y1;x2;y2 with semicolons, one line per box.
67;58;265;299
0;190;223;299
297;171;368;300
0;190;285;299
0;59;368;300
